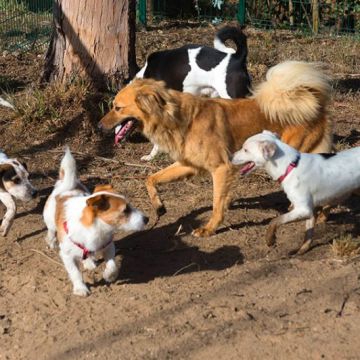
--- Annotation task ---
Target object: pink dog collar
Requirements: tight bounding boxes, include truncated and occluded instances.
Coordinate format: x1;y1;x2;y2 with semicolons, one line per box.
277;154;301;184
63;221;112;260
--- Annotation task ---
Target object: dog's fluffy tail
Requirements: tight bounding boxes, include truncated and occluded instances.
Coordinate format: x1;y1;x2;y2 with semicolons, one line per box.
55;147;78;194
252;61;331;126
213;26;247;61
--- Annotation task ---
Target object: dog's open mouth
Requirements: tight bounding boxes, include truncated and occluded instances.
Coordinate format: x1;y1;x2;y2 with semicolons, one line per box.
114;119;137;145
240;161;255;175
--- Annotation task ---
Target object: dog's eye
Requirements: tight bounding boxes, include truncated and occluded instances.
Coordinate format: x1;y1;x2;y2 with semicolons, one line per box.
114;106;121;111
12;177;21;184
244;149;248;153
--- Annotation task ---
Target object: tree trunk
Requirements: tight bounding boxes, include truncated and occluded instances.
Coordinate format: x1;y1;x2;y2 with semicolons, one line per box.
312;0;319;34
42;0;137;90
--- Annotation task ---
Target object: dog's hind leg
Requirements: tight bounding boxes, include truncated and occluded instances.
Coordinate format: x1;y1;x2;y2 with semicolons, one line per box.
295;216;315;255
146;162;198;217
266;207;313;247
192;164;233;237
0;193;16;236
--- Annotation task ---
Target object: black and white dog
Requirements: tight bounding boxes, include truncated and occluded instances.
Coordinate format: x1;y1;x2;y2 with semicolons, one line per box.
135;26;251;160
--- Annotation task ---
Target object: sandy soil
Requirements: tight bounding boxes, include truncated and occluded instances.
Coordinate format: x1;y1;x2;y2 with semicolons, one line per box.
0;25;360;359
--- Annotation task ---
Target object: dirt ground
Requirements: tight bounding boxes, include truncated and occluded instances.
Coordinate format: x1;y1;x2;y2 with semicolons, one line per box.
0;24;360;360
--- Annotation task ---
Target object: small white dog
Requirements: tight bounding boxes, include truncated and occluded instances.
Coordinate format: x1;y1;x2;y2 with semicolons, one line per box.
0;150;37;236
232;130;360;254
43;148;148;296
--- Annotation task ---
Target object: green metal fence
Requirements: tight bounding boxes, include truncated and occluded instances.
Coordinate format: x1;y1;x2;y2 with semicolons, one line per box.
138;0;359;34
245;0;360;34
0;0;358;54
0;0;52;52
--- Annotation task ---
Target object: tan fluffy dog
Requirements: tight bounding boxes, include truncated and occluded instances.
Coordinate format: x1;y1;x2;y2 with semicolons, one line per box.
98;61;333;237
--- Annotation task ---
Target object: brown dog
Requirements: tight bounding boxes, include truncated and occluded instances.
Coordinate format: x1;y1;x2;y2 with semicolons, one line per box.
98;61;333;237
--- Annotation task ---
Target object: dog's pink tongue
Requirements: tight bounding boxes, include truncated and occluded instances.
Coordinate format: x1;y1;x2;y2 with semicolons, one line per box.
240;162;255;175
114;120;133;145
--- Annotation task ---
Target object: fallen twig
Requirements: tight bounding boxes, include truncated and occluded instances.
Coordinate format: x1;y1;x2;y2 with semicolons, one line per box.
173;262;200;276
336;293;350;317
30;248;63;267
48;149;158;169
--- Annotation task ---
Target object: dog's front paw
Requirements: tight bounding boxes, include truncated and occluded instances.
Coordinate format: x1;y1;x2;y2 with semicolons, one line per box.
73;284;90;297
192;227;214;238
1;226;9;237
103;266;119;283
141;154;155;162
83;257;97;271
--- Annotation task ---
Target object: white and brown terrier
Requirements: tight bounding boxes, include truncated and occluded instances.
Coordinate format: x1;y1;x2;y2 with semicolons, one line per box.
0;150;37;236
43;148;148;296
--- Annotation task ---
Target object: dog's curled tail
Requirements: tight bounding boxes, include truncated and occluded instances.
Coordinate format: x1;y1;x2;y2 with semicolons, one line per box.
252;61;331;126
56;146;78;193
213;26;247;60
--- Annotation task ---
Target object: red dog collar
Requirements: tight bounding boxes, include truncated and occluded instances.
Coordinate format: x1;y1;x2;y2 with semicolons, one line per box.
277;154;301;184
63;221;112;260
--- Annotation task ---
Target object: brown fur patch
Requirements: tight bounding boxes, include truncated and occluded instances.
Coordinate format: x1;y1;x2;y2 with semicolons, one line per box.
81;194;128;227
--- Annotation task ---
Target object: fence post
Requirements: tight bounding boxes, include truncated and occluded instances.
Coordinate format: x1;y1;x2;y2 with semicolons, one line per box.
138;0;147;27
312;0;319;34
237;0;246;26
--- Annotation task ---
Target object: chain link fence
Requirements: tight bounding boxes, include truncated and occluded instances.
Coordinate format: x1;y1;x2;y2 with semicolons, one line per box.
0;0;52;52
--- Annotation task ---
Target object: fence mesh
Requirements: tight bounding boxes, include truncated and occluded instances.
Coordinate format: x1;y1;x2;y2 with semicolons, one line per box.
0;0;52;52
138;0;359;35
0;1;358;54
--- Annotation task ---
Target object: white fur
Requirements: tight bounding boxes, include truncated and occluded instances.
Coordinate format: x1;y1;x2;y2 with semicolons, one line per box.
43;148;147;296
0;97;14;110
232;130;360;254
0;150;37;236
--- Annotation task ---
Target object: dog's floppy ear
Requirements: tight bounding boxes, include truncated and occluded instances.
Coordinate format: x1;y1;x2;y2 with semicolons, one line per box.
93;184;114;193
0;163;14;179
82;194;110;226
87;194;110;212
259;141;277;160
262;130;280;139
135;87;166;115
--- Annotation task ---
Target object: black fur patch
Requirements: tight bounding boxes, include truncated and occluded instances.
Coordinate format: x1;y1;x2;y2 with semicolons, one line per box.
318;153;336;159
144;45;199;91
2;167;16;182
225;56;251;98
195;47;226;71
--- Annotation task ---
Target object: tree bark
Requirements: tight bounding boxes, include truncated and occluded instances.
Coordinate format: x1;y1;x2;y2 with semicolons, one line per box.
42;0;137;90
312;0;319;34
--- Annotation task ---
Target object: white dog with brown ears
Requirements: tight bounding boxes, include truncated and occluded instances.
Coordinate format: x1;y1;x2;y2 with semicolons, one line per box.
232;130;360;255
0;150;38;236
43;147;148;296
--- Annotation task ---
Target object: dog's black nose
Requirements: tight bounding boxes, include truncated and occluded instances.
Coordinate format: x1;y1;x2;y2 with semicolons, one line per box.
143;216;149;225
31;189;38;198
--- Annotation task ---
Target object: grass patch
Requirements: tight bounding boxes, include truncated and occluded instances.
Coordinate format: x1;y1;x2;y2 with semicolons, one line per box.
331;234;360;258
11;80;90;132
